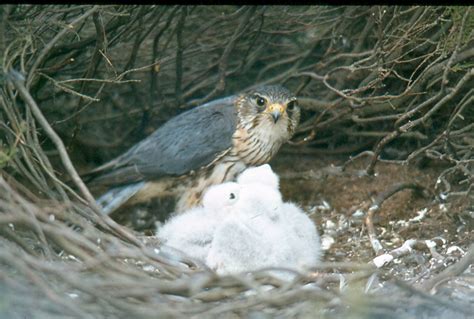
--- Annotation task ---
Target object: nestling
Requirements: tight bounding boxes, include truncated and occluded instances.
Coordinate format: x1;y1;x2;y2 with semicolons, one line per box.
206;165;321;279
156;182;241;262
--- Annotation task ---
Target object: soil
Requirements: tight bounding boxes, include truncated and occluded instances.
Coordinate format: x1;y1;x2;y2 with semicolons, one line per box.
272;153;472;266
272;152;473;311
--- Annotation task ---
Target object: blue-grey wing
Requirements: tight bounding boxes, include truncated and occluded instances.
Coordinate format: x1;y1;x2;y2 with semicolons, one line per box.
89;96;237;186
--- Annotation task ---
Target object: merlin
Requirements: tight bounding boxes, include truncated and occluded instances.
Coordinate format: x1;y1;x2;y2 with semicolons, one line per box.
86;85;300;215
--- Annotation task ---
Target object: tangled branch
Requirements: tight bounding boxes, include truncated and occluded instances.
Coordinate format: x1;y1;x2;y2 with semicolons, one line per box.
0;5;472;318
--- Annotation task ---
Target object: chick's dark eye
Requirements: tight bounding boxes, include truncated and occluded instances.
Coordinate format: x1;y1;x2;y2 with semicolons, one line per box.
287;100;297;111
229;193;236;200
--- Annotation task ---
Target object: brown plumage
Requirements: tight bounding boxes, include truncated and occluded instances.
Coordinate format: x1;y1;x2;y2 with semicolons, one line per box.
87;85;300;215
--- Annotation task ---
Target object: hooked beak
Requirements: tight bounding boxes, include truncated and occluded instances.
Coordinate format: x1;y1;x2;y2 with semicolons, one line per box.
267;103;285;123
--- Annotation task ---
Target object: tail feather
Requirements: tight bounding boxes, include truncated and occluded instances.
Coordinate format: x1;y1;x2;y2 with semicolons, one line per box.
97;181;146;215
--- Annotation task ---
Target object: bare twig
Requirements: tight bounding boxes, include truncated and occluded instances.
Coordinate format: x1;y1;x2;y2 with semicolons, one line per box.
421;243;474;292
26;5;99;89
365;182;428;255
8;70;98;209
1;6;473;318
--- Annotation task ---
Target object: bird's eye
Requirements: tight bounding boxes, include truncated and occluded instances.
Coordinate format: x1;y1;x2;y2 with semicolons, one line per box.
254;95;266;108
287;100;297;112
229;193;236;200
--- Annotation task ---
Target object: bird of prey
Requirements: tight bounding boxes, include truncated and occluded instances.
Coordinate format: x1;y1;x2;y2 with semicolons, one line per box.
86;85;300;215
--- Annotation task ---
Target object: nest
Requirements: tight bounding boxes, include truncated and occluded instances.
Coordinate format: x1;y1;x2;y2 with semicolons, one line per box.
0;5;473;318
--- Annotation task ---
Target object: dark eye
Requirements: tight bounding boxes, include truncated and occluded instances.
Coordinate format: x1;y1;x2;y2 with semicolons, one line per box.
287;100;297;111
254;95;266;108
229;193;236;200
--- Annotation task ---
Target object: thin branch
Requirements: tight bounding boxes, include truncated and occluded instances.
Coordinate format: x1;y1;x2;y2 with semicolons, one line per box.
365;182;429;255
8;70;99;208
26;5;99;89
421;243;474;292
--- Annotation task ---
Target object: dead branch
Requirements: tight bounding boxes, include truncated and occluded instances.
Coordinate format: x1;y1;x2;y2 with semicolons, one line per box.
8;70;97;209
421;243;474;292
365;182;429;255
26;6;100;89
1;5;472;318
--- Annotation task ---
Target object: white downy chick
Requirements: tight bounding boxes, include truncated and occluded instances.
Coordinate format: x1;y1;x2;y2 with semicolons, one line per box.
237;164;279;189
207;165;294;276
202;182;241;212
280;202;321;270
206;181;287;275
207;165;321;280
156;182;240;262
236;164;281;222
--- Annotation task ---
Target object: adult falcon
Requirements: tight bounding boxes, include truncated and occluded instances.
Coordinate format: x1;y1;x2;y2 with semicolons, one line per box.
86;85;300;215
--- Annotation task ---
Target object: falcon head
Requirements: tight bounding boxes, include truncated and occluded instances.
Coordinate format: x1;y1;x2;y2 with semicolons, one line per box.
237;85;300;142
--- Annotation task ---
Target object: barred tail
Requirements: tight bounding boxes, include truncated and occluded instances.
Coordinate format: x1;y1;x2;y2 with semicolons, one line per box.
97;181;145;215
